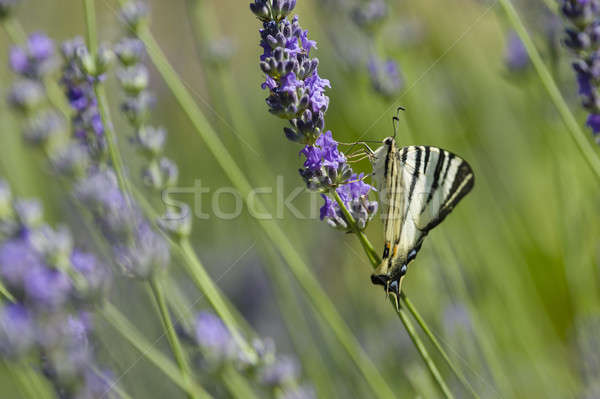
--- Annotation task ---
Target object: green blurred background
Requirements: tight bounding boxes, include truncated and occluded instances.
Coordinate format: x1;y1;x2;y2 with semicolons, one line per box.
1;0;599;397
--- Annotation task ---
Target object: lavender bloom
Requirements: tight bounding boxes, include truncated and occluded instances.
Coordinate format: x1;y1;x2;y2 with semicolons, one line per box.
114;37;146;66
351;0;388;32
253;0;378;229
10;32;57;78
49;141;91;178
0;304;34;358
260;356;300;387
0;239;44;295
114;222;170;279
70;251;112;303
254;1;328;144
193;311;236;361
120;0;149;31
60;37;106;157
299;130;352;191
24;266;71;309
367;56;404;97
22;109;67;146
8;79;45;111
320;173;378;231
504;31;530;71
559;0;600;142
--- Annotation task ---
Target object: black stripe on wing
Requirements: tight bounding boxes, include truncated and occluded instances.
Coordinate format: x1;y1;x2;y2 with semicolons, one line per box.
423;159;474;232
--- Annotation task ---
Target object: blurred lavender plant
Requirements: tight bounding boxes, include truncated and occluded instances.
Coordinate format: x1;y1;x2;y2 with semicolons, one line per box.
559;0;600;142
504;30;530;71
0;179;118;398
180;310;314;398
251;0;377;231
113;5;191;240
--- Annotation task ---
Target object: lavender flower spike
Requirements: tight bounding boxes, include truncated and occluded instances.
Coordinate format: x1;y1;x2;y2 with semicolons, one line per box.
252;0;378;231
559;0;600;142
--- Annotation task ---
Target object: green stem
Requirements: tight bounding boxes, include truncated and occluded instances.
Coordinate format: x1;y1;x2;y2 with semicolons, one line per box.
91;365;135;399
101;302;212;398
395;305;455;399
1;17;27;44
221;366;260;399
149;277;199;399
82;0;97;55
81;0;133;202
134;24;395;399
498;0;600;181
93;83;134;203
401;293;479;399
332;190;379;267
179;238;257;363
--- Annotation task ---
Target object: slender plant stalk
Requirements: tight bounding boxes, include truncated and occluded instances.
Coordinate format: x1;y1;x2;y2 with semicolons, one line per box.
83;0;97;55
221;366;261;399
1;17;27;44
332;190;454;399
91;365;135;399
149;277;199;399
82;0;133;203
395;305;455;399
101;302;212;398
498;0;600;181
401;293;479;398
134;24;395;399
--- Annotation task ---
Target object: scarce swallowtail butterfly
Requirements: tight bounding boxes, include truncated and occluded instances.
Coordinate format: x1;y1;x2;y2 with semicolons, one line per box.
362;110;474;301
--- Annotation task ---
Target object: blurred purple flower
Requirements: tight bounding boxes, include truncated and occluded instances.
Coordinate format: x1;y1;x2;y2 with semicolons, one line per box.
504;31;530;71
194;311;235;360
0;304;34;358
260;356;300;387
367;56;403;97
0;239;44;294
24;266;71;309
9;32;56;78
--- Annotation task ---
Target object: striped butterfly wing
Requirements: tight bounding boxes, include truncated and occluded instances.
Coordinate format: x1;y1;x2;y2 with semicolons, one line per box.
373;145;474;291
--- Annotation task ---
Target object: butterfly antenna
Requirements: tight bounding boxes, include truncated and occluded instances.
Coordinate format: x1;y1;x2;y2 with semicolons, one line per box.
392;106;406;139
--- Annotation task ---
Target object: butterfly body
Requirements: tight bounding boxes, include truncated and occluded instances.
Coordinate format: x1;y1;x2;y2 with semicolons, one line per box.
369;137;474;298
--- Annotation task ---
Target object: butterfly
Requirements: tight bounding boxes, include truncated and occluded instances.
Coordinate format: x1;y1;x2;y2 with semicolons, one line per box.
360;109;474;303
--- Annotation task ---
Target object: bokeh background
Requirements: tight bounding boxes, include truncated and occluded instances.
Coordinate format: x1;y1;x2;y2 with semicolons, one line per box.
0;0;599;398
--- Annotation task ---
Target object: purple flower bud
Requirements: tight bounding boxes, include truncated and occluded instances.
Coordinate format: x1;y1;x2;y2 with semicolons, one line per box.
23;109;67;146
9;46;28;75
158;203;192;239
194;311;235;360
120;1;149;31
0;239;44;294
114;37;146;66
24;266;71;309
0;304;34;358
351;0;388;31
8;79;45;111
504;31;530;71
13;198;44;229
117;64;149;94
115;222;169;279
135;125;166;157
71;251;112;303
260;356;300;387
367;56;403;98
